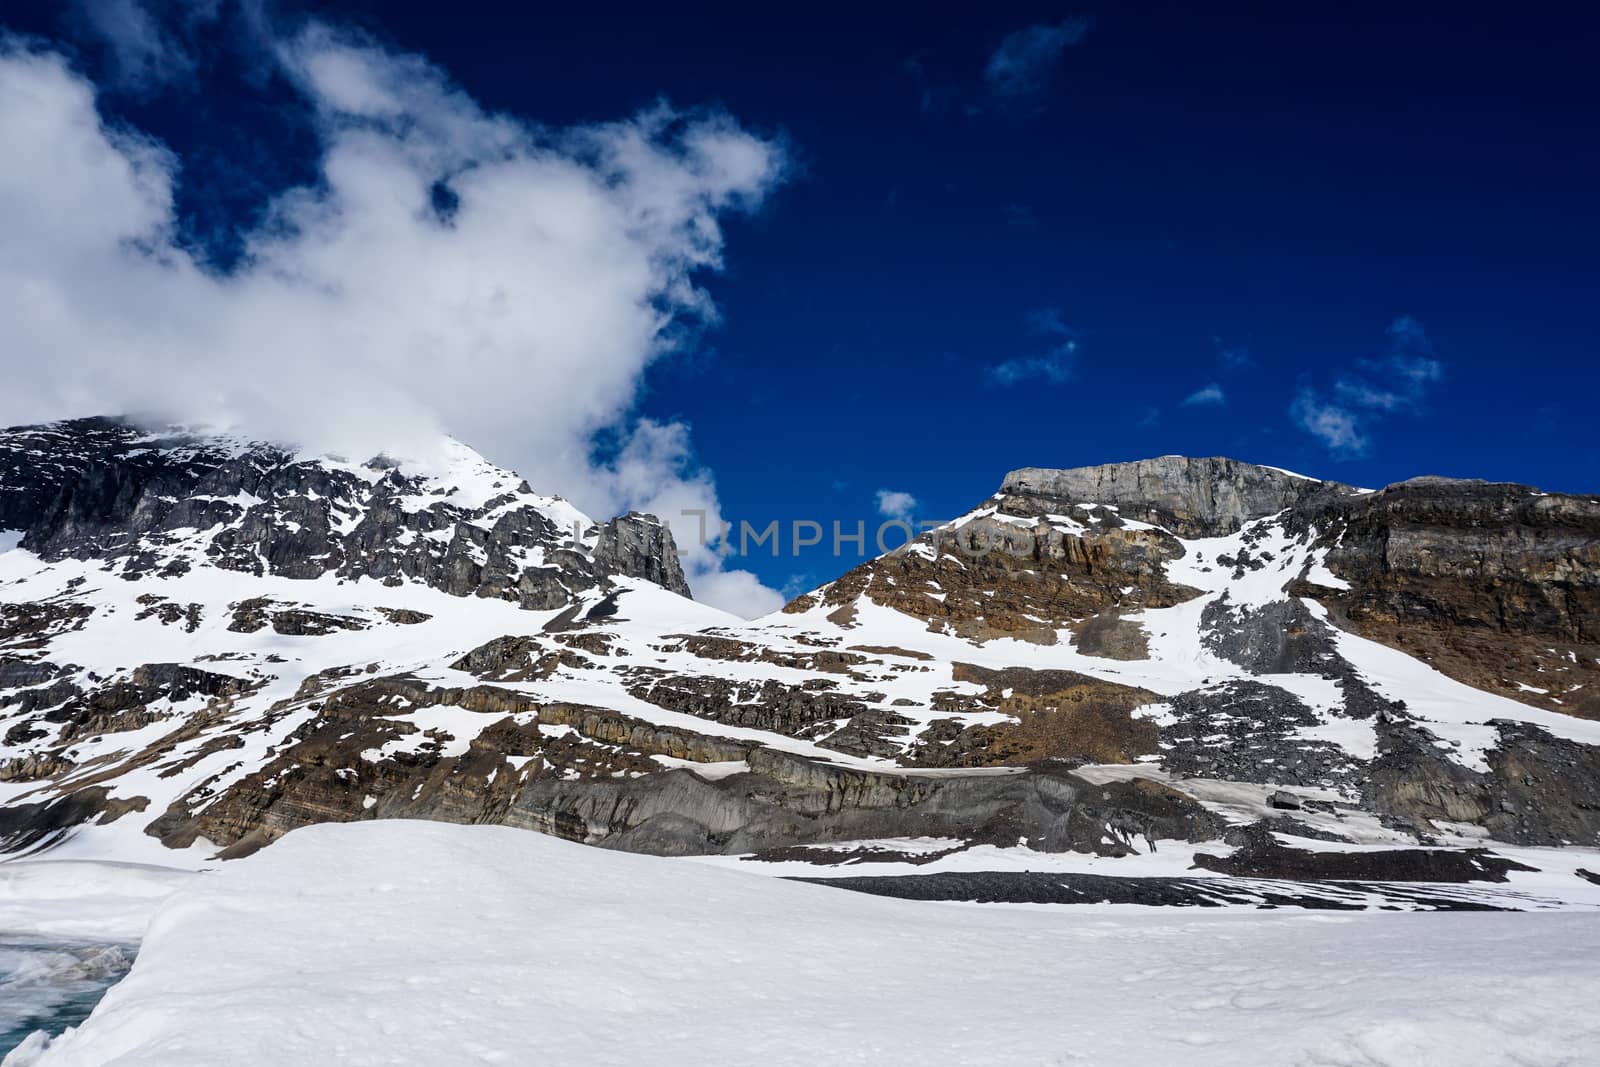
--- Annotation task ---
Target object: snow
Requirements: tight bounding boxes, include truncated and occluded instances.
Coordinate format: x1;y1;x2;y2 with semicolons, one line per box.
0;532;21;555
188;492;264;509
15;821;1600;1067
1306;598;1600;768
357;704;487;762
0;863;192;942
1259;463;1319;482
649;755;749;779
1302;553;1352;590
391;436;595;536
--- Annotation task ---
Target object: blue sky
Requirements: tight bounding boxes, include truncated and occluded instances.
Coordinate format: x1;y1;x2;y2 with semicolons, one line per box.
2;1;1597;606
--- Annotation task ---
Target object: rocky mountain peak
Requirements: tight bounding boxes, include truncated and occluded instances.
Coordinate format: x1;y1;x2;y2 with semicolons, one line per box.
1000;455;1360;537
0;416;691;609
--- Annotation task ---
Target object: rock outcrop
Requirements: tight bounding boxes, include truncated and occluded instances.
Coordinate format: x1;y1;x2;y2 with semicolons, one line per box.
787;481;1203;640
1002;456;1354;537
0;417;689;610
1295;477;1600;718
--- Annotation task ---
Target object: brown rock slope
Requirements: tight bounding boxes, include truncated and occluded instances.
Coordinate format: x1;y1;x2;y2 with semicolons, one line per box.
1295;476;1600;719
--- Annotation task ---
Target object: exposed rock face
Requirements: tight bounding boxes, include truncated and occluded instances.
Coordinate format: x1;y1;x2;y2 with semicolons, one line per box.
0;786;147;853
989;456;1599;719
628;674;871;738
1002;456;1353;537
1200;597;1400;720
0;599;92;654
0;417;689;610
787;484;1202;641
622;669;919;761
1191;821;1537;882
1295;477;1600;718
1365;717;1600;846
228;598;369;636
1485;722;1600;845
498;748;1224;859
1;662;259;782
1155;682;1361;789
790;457;1349;646
794;870;1528;910
142;672;767;856
593;513;691;598
136;673;1220;861
905;664;1161;767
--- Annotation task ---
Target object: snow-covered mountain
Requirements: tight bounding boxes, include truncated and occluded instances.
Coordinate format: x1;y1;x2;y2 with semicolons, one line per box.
0;417;684;607
3;417;1600;907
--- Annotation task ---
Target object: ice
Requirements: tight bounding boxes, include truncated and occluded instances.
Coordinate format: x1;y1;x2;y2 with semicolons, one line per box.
0;862;193;942
0;939;133;1060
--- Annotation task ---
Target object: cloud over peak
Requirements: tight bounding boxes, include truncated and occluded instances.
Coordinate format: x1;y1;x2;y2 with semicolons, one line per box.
0;18;787;616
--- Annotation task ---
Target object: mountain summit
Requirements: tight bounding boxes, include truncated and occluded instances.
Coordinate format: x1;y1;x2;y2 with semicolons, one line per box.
1001;455;1357;536
0;417;688;608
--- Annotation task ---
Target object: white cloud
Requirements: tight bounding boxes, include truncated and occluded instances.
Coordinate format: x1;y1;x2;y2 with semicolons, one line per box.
0;27;787;617
1333;378;1404;411
874;489;918;521
1291;316;1443;458
587;420;781;617
1334;316;1443;413
1291;391;1368;457
1382;315;1443;385
694;568;785;619
70;0;223;91
1181;383;1226;407
988;353;1073;386
984;18;1092;98
988;308;1077;386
